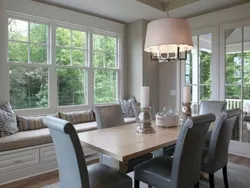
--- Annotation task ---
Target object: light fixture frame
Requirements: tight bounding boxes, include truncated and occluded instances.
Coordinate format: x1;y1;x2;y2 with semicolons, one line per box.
149;47;188;62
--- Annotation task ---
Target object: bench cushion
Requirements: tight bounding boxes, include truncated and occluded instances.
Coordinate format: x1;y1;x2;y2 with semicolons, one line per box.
0;121;97;152
59;109;95;124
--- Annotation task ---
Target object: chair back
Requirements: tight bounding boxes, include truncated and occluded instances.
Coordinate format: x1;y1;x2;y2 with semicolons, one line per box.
43;116;90;188
199;101;226;119
171;113;215;188
207;108;241;173
94;104;125;129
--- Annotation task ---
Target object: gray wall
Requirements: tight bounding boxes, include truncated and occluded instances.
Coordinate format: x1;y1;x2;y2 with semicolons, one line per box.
0;10;7;105
159;62;177;110
126;20;159;112
127;20;143;101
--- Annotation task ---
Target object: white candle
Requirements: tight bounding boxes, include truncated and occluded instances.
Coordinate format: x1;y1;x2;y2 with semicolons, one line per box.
141;86;149;108
183;86;191;103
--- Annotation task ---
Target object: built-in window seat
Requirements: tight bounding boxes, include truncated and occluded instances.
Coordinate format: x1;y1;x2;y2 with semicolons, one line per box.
0;109;136;186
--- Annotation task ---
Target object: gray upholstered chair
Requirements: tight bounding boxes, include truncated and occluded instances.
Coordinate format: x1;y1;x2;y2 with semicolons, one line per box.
134;113;215;188
43;116;132;188
153;101;226;158
199;100;226;144
94;104;153;173
201;108;241;188
199;100;226;118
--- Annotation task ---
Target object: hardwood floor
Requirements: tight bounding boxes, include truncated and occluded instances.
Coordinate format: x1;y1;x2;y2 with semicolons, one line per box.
1;155;250;188
228;154;250;168
1;171;59;188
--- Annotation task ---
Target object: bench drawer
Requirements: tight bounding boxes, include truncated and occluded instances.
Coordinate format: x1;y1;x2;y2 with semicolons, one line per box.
0;149;39;174
40;146;57;164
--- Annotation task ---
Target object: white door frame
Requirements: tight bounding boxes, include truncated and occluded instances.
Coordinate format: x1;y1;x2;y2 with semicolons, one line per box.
179;26;218;105
220;18;250;156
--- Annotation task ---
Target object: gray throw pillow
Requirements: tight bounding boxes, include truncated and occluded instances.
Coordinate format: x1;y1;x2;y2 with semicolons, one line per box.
119;96;140;118
119;99;135;118
0;103;19;137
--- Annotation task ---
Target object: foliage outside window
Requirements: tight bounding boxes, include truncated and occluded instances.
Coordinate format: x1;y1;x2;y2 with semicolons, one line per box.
93;34;118;104
8;18;49;109
56;27;87;106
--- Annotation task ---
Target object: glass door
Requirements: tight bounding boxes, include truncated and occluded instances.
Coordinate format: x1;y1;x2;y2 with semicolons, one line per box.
220;20;250;156
224;26;250;143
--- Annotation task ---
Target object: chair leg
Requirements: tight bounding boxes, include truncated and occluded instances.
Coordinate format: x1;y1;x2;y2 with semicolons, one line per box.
194;182;200;188
223;166;229;188
134;179;140;188
209;174;215;188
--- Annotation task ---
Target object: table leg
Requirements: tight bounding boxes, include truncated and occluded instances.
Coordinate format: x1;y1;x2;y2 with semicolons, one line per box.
119;161;128;174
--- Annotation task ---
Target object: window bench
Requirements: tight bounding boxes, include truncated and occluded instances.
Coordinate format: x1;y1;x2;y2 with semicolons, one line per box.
0;117;136;186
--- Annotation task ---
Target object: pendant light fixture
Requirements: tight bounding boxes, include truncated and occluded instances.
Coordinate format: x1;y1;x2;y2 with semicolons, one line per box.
144;1;193;62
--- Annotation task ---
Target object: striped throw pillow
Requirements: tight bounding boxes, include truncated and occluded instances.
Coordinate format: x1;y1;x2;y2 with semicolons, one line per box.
17;114;59;131
59;109;95;124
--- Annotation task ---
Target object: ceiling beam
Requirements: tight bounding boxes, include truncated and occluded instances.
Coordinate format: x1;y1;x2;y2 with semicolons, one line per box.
137;0;165;11
165;0;200;11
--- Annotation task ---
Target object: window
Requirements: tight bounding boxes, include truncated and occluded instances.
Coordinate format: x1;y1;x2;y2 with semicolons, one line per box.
185;34;212;114
92;34;118;103
8;18;49;109
56;27;88;106
7;16;122;110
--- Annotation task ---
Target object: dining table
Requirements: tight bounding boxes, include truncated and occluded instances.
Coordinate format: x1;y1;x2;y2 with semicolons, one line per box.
78;121;180;173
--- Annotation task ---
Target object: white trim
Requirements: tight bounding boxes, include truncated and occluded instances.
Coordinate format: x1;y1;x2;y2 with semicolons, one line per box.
119;35;125;100
181;27;216;109
88;31;94;107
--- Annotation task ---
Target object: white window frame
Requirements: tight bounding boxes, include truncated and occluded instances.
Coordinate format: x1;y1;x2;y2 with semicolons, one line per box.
55;24;89;108
5;13;124;115
7;15;51;112
91;32;120;104
180;27;218;112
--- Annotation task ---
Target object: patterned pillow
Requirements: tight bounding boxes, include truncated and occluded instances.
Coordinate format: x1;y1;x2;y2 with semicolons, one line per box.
0;103;19;137
59;109;95;124
17;113;59;131
119;96;139;118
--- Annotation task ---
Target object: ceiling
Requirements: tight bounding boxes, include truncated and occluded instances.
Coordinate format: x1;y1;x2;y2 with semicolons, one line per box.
34;0;249;23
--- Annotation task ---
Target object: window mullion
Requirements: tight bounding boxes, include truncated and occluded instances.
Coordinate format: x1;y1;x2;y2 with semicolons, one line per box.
50;22;58;112
197;35;200;106
70;30;73;66
28;21;30;64
88;31;94;107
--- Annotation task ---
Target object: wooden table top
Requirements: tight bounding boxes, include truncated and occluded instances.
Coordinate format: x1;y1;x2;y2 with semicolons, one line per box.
78;121;180;162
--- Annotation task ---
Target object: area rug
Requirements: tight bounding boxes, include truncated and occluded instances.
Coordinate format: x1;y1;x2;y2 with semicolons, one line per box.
42;162;250;188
